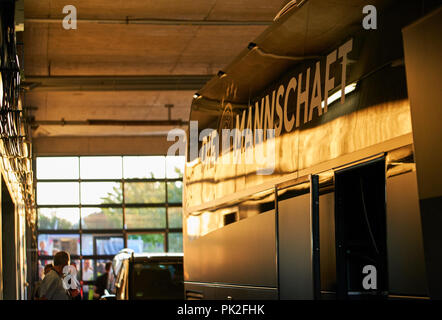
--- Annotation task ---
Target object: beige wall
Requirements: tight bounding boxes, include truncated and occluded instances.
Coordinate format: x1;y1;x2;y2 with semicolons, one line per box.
32;135;177;156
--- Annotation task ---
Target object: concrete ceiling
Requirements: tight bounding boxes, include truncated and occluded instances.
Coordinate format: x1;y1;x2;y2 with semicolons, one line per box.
23;0;288;153
24;24;269;76
28;90;193;137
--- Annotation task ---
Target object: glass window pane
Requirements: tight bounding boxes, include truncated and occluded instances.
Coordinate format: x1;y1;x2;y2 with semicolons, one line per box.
96;238;123;256
36;157;79;179
38;234;80;256
36;182;79;205
124;182;165;204
81;236;93;256
70;259;81;282
95;259;114;278
126;207;166;229
81;207;123;229
167;181;182;203
168;207;182;229
81;234;124;256
123;156;165;179
81;182;122;204
82;259;95;281
37;259;53;280
168;233;183;253
81;259;95;300
38;208;80;230
128;233;164;253
81;259;115;299
80;156;122;179
166;156;185;178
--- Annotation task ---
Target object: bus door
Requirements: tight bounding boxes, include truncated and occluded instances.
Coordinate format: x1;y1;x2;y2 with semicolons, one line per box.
334;157;388;299
276;175;321;299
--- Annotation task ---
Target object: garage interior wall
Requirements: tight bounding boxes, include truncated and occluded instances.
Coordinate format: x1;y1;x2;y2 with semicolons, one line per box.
32;136;179;156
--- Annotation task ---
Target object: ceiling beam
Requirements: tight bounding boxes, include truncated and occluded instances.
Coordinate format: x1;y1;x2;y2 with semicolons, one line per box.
31;119;189;126
25;18;272;26
32;135;176;156
22;75;213;92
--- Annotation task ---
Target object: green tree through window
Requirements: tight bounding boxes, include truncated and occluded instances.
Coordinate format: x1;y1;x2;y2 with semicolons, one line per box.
38;213;77;229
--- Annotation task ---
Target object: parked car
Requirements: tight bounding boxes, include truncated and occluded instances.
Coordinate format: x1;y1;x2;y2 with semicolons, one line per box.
110;249;184;300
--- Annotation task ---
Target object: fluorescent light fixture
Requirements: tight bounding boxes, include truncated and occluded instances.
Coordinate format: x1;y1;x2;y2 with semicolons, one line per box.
321;82;357;108
217;70;227;78
274;0;304;21
248;42;257;50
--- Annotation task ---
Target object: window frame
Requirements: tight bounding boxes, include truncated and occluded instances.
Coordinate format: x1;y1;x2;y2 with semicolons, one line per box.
35;155;184;288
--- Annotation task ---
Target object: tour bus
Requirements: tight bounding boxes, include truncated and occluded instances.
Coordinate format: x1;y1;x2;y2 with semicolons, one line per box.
181;0;440;300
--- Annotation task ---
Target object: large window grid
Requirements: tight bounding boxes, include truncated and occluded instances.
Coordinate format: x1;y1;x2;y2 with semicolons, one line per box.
35;156;184;290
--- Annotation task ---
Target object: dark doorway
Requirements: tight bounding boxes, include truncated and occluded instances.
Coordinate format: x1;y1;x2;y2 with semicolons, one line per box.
334;158;388;299
1;177;17;299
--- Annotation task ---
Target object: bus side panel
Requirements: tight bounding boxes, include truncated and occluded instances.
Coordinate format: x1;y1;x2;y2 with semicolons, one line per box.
184;210;277;288
278;193;313;299
386;171;428;296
